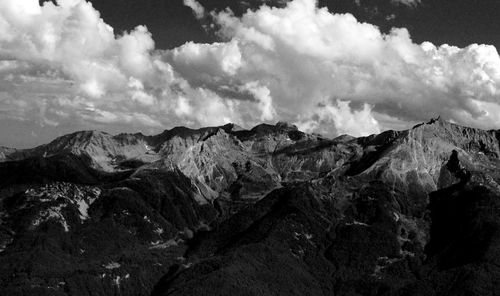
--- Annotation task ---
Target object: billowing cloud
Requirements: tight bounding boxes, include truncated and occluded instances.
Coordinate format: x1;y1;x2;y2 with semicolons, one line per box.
0;0;166;130
0;0;242;142
176;0;500;135
296;101;380;136
1;0;500;148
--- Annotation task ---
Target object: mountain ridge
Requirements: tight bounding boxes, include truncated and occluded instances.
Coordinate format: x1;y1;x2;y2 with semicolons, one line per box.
1;118;500;295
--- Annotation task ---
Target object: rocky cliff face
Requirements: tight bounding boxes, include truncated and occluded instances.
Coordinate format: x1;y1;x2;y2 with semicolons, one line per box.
1;118;500;296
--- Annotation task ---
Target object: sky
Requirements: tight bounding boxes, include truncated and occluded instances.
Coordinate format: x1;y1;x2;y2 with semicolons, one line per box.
1;0;500;148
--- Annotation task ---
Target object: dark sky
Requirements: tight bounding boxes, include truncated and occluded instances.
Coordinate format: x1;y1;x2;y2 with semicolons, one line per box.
84;0;500;50
326;0;500;49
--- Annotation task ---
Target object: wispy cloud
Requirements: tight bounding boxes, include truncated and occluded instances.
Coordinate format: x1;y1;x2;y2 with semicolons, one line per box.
183;0;205;19
391;0;421;8
354;0;420;9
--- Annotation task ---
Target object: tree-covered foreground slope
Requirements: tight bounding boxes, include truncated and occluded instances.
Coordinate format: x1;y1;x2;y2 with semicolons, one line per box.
1;118;500;296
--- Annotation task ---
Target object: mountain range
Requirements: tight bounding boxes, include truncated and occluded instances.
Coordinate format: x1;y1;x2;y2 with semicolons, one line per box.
1;117;500;295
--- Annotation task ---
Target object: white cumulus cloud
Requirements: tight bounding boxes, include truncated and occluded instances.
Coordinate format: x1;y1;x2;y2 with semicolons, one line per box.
176;0;500;135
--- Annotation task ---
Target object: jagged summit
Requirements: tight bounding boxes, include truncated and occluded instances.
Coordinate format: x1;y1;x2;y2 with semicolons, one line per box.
427;115;443;124
221;123;246;132
275;121;298;130
151;123;243;147
251;121;299;132
411;115;445;129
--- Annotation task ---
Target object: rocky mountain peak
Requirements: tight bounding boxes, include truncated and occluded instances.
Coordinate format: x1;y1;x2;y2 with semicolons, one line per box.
220;123;246;132
275;121;298;131
249;121;298;135
427;115;443;124
409;116;500;159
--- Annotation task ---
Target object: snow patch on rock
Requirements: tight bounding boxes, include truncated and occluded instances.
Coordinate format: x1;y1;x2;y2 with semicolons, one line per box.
31;204;70;232
0;237;13;253
24;183;101;230
112;273;130;288
346;220;370;227
104;262;121;270
150;239;179;249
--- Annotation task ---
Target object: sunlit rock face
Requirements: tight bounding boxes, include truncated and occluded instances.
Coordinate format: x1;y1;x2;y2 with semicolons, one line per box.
0;130;160;172
1;119;500;296
345;117;500;216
